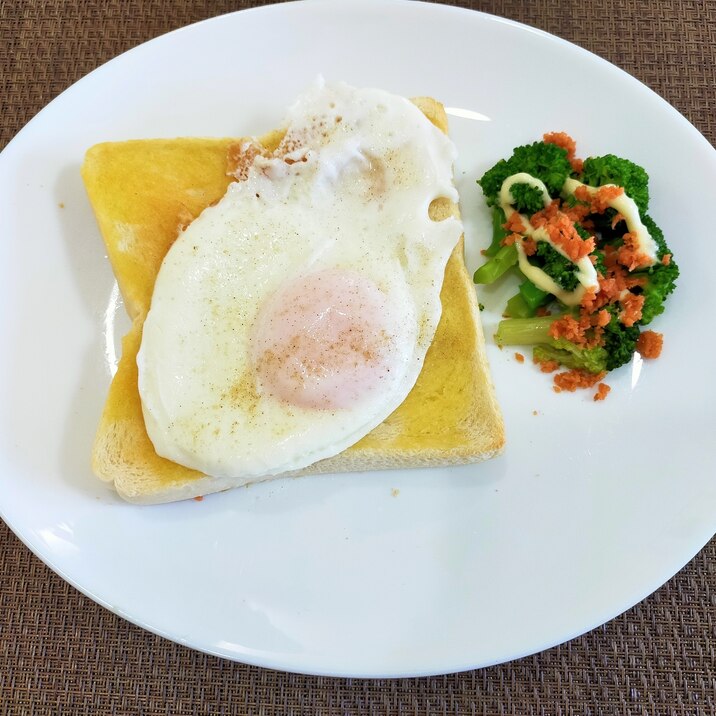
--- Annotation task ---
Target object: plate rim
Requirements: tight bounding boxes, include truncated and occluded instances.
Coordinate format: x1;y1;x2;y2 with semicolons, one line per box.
1;0;715;679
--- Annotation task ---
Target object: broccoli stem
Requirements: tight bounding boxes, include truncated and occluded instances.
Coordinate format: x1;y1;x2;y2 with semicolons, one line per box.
505;281;550;318
484;206;509;258
505;293;533;319
473;244;518;285
494;315;558;346
519;279;550;310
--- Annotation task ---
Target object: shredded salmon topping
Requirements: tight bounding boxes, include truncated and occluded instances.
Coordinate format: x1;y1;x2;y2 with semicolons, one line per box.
501;233;521;247
573;184;624;215
595;308;611;327
620;293;645;327
636;330;663;359
562;201;592;224
549;311;608;349
530;202;594;261
522;236;538;256
504;211;526;233
543;131;576;158
530;200;560;229
580;286;599;312
594;383;611;401
553;369;606;392
514;352;525;363
662;253;672;266
547;215;595;261
549;315;584;344
543;131;583;173
534;356;560;373
607;246;648;291
573;185;592;207
592;185;624;213
617;232;651;271
582;245;647;315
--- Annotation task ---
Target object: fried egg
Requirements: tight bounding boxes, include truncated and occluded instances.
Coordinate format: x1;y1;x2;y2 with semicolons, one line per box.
137;79;463;479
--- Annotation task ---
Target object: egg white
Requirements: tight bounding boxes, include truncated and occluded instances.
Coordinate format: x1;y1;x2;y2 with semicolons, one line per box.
137;80;462;478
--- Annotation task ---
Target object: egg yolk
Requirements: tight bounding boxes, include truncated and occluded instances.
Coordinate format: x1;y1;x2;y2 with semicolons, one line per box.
253;269;398;410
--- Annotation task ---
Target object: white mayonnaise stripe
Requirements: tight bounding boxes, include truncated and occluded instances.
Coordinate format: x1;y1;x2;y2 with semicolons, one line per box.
498;173;598;306
499;172;552;217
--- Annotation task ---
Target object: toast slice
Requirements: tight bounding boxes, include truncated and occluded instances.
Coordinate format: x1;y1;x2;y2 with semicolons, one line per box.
82;97;505;504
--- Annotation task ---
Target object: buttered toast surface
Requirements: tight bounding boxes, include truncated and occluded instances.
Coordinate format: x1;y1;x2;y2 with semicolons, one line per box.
82;97;504;504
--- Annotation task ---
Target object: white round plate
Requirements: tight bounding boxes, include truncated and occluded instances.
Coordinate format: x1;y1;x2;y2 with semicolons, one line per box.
1;0;714;678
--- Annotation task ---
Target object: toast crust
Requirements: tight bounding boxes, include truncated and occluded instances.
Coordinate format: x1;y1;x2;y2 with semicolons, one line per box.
83;98;505;503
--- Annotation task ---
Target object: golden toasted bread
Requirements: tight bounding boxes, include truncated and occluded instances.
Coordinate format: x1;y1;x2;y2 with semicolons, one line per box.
82;97;504;504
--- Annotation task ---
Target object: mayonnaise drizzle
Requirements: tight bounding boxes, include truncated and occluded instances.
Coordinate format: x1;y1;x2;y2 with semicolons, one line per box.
498;173;598;306
499;172;552;212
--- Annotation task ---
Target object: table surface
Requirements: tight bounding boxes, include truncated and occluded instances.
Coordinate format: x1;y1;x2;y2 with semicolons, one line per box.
1;1;714;713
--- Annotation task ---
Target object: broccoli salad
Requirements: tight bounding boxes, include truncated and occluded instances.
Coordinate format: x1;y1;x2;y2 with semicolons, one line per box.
474;133;678;400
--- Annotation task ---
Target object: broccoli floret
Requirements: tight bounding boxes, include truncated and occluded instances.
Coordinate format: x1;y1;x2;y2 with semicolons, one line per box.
630;215;679;325
637;264;679;325
641;214;671;261
481;138;676;387
591;249;606;276
478;141;572;205
533;340;608;374
579;155;650;215
531;242;579;291
495;312;639;374
573;223;592;240
508;182;545;215
602;313;640;370
495;315;607;373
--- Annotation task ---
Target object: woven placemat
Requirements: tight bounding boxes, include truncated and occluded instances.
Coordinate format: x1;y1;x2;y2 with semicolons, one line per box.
1;1;714;713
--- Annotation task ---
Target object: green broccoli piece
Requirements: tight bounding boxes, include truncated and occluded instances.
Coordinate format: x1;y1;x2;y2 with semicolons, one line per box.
473;243;518;285
494;314;560;346
478;141;572;206
483;206;509;258
480;138;676;384
495;315;607;374
505;293;533;319
533;340;608;374
630;215;679;325
504;280;551;318
641;214;671;261
573;223;592;241
574;225;607;276
495;312;639;374
602;312;640;370
531;242;579;291
508;182;545;215
591;249;606;277
638;264;679;325
579;155;650;215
